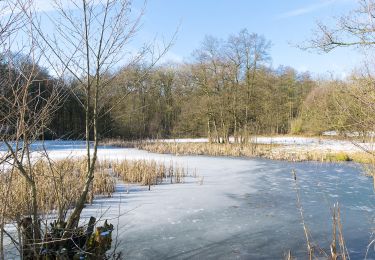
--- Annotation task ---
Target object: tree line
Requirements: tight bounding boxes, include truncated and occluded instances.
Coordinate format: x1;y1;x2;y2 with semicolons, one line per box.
43;29;321;141
1;31;371;143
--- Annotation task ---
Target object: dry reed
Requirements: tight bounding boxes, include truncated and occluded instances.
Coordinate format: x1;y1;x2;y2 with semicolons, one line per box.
138;142;275;157
112;159;187;186
0;159;116;222
290;169;349;259
0;158;193;222
137;142;374;164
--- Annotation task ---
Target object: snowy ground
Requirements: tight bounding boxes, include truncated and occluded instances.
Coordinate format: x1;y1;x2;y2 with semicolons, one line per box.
254;136;373;153
3;142;375;259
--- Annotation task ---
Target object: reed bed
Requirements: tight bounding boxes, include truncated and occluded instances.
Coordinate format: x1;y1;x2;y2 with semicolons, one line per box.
0;158;193;222
112;159;187;186
99;138;139;148
137;142;374;164
138;142;276;157
0;159;116;221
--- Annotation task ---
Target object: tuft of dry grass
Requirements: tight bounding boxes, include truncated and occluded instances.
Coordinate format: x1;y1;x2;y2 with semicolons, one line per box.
112;159;188;187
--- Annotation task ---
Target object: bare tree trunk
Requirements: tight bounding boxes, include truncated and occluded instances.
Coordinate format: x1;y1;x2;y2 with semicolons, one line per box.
213;119;219;143
30;181;41;255
207;117;212;143
65;0;92;230
20;217;34;259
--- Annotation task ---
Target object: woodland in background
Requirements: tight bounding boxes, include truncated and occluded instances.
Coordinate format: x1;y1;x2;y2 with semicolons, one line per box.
3;30;371;142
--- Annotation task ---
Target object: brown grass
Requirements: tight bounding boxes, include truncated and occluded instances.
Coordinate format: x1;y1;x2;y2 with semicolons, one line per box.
112;159;187;186
138;142;276;157
0;159;116;222
99;138;139;148
0;158;191;222
137;142;374;164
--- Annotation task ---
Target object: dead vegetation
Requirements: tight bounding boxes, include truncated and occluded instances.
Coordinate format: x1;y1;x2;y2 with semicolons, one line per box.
288;169;349;260
0;158;191;224
0;159;116;223
99;139;139;148
138;142;276;157
136;141;374;164
0;156;194;258
112;159;188;187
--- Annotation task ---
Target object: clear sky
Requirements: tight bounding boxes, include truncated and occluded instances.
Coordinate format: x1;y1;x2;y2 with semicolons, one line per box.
32;0;361;78
133;0;361;78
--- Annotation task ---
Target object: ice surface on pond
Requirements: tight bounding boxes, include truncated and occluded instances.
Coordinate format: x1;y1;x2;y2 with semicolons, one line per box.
3;141;375;259
0;140;90;151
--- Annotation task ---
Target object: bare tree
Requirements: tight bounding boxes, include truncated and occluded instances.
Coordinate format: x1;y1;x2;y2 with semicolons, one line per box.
305;0;375;151
301;0;375;192
0;1;62;256
0;0;26;47
22;0;173;235
192;31;271;144
306;0;375;52
226;29;271;142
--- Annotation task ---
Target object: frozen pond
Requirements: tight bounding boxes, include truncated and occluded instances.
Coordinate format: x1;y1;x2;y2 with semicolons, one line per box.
4;141;375;259
100;151;373;259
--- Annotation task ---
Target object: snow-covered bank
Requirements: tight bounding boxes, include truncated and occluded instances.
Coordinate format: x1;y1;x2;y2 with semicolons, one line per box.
254;136;374;153
154;136;374;153
2;137;373;162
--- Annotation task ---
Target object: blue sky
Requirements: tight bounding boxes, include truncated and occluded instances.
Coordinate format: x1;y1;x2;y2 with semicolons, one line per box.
133;0;360;78
32;0;361;78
